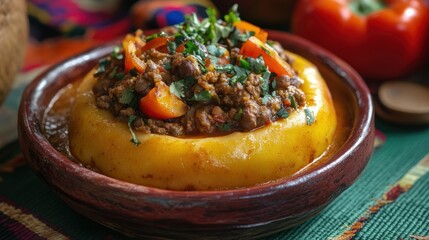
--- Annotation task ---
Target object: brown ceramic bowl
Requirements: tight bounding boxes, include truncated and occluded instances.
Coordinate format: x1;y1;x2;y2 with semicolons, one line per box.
18;30;374;239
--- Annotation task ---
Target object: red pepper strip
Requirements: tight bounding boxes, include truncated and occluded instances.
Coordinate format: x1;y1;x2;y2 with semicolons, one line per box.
141;37;169;53
122;31;146;73
292;0;429;80
240;36;294;76
233;20;268;42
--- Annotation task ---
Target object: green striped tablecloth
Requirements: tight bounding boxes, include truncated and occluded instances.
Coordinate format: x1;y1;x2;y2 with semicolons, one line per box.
1;70;428;239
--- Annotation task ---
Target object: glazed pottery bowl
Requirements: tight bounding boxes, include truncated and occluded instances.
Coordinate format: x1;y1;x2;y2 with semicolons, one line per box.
18;30;374;239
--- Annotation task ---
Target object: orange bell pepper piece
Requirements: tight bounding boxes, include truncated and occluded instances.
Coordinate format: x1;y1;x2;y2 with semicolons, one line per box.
122;31;146;73
139;81;189;119
239;36;294;76
141;37;169;53
234;20;268;42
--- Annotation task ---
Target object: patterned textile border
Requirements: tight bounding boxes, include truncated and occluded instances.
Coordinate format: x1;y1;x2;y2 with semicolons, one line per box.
332;154;429;240
0;196;68;239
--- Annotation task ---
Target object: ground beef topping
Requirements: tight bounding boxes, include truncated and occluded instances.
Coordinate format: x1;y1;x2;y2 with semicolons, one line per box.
92;6;306;138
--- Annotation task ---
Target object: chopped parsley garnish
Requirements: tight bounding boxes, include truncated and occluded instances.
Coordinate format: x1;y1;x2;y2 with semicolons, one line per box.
170;80;185;98
127;115;141;146
262;95;272;105
167;40;176;53
110;46;123;60
183;76;197;88
289;95;297;109
239;58;251;70
174;34;186;46
229;29;253;45
304;108;315;125
170;76;196;99
218;123;231;131
146;32;167;42
215;64;234;72
164;62;172;71
234;108;243;120
146;33;159;41
129;68;139;77
192;90;212;102
119;88;135;105
224;4;240;24
183;40;199;55
277;107;288;118
95;58;110;75
207;44;227;57
260;71;271;96
271;79;277;89
247;56;266;74
229;65;249;85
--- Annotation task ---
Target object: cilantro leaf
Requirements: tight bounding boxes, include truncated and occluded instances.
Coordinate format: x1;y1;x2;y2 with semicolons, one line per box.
192;90;212;102
247;56;266;74
183;40;199;55
239;58;251;70
305;108;315;125
260;71;271;96
183;76;197;88
229;29;253;45
215;64;234;72
277;107;289;118
271;79;277;89
170;80;185;98
229;65;249;85
95;58;110;75
128;115;141;146
174;34;186;46
262;95;272;105
207;44;226;57
110;46;123;60
234;108;243;120
119;88;135;105
289;95;297;109
194;55;208;74
164;62;172;71
218;123;231;131
129;68;139;77
224;4;240;24
146;33;159;41
167;41;176;53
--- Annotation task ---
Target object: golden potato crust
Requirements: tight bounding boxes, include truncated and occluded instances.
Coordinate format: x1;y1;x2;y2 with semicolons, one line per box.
68;52;337;190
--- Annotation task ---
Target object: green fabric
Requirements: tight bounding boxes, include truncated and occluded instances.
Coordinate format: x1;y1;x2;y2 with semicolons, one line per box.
272;120;429;239
1;77;428;239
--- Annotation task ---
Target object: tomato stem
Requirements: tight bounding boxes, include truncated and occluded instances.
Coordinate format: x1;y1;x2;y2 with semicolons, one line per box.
349;0;386;15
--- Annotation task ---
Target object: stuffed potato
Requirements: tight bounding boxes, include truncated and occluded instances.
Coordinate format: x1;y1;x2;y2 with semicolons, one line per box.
68;6;337;190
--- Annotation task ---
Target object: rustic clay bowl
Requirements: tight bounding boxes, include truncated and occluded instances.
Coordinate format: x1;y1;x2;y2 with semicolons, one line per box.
18;30;374;239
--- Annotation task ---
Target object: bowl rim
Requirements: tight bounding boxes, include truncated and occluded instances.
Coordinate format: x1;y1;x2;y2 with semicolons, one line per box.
19;30;373;200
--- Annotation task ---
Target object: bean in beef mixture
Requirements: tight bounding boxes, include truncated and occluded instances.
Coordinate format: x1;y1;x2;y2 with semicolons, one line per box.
92;6;306;137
